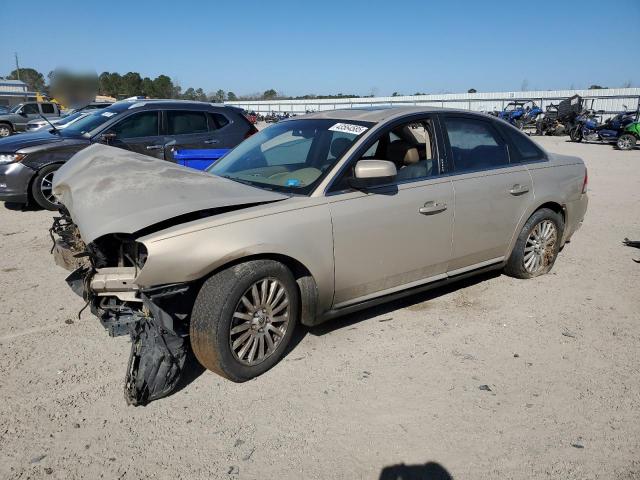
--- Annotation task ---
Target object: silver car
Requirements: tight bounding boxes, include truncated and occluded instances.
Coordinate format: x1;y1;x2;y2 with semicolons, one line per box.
25;111;90;132
50;107;588;404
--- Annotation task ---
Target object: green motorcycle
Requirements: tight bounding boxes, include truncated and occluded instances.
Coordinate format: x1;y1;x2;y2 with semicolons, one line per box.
617;122;640;150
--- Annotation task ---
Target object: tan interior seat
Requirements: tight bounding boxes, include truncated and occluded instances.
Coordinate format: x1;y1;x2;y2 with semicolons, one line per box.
386;140;420;169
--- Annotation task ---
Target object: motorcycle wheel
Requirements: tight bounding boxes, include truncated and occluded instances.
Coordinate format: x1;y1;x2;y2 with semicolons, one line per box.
570;127;583;142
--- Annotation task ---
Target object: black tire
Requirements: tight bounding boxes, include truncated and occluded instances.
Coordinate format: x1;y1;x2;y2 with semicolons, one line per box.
505;208;565;279
31;164;61;210
616;133;637;151
0;123;13;137
190;259;299;382
569;126;583;142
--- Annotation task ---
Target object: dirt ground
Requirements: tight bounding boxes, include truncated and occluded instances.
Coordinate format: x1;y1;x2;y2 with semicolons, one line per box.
0;136;639;480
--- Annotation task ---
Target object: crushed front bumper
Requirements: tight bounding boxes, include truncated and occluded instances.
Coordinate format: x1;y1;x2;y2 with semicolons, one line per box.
52;216;192;406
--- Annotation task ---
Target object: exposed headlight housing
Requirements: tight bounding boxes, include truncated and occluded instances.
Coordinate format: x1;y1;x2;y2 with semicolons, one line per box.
0;153;26;165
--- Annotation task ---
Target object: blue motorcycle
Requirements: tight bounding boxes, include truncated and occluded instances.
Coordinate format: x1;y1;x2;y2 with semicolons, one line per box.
569;109;637;143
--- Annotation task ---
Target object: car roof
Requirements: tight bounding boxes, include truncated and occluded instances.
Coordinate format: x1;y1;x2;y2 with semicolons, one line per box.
111;99;234;112
299;106;487;123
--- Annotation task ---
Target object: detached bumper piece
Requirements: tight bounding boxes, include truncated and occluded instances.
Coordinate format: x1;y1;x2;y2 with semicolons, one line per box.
124;284;192;406
65;264;192;406
125;317;187;406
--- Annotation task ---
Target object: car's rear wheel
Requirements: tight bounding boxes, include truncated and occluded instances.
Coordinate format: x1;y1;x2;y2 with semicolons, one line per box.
505;208;564;279
190;259;298;382
0;123;12;137
617;133;636;151
31;164;61;210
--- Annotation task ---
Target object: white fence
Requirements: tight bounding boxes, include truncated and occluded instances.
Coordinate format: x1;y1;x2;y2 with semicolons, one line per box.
226;88;640;118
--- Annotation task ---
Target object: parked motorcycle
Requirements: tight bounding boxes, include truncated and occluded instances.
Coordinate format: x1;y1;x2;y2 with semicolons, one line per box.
569;108;637;144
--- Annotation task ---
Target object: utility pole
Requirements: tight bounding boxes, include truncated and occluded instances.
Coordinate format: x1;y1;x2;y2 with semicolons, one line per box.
14;52;27;101
14;52;21;81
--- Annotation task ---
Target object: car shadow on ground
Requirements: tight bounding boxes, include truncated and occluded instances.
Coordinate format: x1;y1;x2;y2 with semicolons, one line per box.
308;269;501;337
379;461;453;480
3;202;41;211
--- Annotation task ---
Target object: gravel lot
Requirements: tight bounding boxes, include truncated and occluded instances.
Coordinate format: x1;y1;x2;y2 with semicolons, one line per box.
0;136;639;480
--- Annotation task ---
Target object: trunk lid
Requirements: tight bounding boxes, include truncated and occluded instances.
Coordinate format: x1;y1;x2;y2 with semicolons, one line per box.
53;144;288;243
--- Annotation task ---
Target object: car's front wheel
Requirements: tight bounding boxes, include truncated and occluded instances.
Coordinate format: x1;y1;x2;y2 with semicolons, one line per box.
190;259;299;382
0;123;12;137
505;208;565;279
31;164;61;210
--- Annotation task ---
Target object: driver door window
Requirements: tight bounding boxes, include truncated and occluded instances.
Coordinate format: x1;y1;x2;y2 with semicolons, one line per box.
107;111;163;159
23;104;40;115
111;111;159;139
331;117;440;192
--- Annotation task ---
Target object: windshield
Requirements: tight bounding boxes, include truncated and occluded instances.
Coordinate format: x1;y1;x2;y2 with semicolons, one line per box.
61;106;124;137
9;104;23;113
56;111;85;126
207;118;372;194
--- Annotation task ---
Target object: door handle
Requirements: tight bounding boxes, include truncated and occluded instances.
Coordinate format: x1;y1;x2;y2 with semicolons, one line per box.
419;201;447;215
146;145;164;150
204;139;220;144
509;184;530;195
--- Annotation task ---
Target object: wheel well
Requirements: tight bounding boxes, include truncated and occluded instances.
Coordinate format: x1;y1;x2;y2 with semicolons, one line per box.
0;121;13;130
535;202;565;224
204;253;319;327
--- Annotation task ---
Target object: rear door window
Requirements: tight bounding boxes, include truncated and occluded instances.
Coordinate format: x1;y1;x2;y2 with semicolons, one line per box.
442;117;509;173
41;103;55;114
111;111;159;139
167;111;209;135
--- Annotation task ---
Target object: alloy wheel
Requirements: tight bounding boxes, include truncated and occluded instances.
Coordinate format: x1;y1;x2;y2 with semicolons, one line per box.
523;220;557;274
618;135;634;150
0;125;10;137
40;171;58;205
229;277;290;365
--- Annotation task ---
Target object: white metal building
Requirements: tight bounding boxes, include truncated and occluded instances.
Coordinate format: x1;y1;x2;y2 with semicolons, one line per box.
226;88;640;118
0;79;33;107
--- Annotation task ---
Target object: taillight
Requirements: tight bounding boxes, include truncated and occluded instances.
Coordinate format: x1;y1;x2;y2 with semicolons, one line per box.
244;125;258;139
582;168;588;194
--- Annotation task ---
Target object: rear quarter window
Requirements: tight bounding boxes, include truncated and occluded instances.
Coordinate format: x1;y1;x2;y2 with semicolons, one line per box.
210;113;229;129
498;123;546;162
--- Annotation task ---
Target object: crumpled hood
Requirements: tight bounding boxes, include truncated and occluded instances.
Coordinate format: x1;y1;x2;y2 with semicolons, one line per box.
53;144;288;243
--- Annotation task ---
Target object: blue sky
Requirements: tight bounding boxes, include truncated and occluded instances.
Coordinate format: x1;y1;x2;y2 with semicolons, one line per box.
1;0;639;96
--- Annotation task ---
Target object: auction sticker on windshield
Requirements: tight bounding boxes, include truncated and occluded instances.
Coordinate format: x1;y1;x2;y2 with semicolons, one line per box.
328;123;368;135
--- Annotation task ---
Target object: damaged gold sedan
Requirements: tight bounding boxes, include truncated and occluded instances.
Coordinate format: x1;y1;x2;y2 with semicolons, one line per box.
50;108;588;405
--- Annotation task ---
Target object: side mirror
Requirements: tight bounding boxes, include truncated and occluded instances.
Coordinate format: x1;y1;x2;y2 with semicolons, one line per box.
18;110;27;117
348;159;397;190
100;132;116;144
